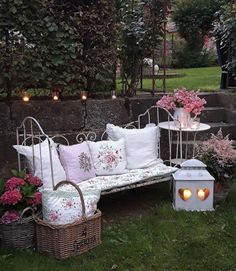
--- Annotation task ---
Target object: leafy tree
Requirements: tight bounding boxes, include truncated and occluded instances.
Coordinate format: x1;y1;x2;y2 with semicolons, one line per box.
0;0;116;98
173;0;222;67
218;2;236;77
75;1;116;93
118;0;166;96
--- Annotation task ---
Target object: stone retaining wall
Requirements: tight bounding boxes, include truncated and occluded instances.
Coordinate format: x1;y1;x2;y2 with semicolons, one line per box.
0;92;235;172
0;96;159;171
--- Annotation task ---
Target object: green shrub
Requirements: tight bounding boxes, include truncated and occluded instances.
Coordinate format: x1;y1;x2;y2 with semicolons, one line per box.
173;43;218;68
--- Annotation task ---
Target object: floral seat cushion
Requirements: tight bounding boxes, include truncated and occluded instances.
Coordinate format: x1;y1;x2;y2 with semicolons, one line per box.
41;163;176;225
78;163;177;192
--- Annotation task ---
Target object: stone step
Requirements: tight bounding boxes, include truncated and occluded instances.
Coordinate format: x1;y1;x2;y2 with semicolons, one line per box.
232;140;236;149
206;122;236;139
224;109;236;124
198;93;221;107
200;107;225;123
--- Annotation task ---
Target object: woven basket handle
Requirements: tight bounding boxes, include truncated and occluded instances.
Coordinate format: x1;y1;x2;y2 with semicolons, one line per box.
54;180;86;219
20;207;34;223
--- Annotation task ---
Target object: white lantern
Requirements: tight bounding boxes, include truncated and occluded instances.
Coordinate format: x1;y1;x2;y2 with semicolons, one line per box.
172;159;215;211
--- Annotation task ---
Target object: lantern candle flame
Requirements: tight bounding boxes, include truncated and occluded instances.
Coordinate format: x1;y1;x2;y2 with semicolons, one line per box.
197;188;209;201
183;189;192;201
53;95;59;101
179;188;192;201
197;189;205;201
80;91;88;102
21;91;31;102
52;90;60;101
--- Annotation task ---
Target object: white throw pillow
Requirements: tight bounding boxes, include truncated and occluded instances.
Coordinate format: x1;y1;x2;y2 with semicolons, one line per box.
106;124;161;169
88;139;127;175
13;138;66;189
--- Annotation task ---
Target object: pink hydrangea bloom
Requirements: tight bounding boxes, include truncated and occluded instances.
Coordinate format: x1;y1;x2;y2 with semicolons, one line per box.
156;87;206;115
5;177;25;191
1;210;20;224
26;174;42;187
0;189;22;205
27;191;42;206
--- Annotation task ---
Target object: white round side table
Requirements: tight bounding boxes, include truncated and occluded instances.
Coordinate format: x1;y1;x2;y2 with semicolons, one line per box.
158;121;211;165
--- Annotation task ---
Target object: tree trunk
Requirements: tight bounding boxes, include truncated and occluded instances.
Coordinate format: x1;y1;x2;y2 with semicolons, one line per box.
125;57;142;97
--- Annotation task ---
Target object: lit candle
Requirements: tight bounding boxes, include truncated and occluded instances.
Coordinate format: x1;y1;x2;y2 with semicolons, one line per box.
191;121;200;129
80;91;88;102
22;91;30;102
23;96;30;102
52;94;59;101
81;95;87;101
197;189;205;201
183;189;192;201
191;117;200;129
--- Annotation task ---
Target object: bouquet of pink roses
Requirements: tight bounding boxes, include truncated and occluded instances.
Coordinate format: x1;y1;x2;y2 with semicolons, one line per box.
156;87;206;115
0;170;42;224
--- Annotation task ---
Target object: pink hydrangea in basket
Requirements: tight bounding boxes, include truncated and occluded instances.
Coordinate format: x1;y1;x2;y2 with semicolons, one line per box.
0;170;42;249
156;87;206;115
0;170;42;224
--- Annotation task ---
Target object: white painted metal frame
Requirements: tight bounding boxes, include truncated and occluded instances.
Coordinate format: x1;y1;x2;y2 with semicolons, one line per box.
16;116;56;187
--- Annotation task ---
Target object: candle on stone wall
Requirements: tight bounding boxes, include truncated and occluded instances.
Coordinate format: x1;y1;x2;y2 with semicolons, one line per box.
22;91;30;102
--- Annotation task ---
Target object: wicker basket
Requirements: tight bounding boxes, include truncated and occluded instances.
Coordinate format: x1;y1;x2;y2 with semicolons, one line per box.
0;207;37;249
35;180;101;259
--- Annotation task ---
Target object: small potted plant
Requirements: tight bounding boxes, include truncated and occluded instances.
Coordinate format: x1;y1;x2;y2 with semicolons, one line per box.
156;87;206;128
0;170;42;249
196;129;236;202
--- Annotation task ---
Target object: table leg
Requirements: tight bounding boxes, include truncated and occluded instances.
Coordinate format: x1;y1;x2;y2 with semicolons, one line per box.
180;130;183;161
169;130;172;166
176;132;179;162
192;131;198;157
185;132;189;159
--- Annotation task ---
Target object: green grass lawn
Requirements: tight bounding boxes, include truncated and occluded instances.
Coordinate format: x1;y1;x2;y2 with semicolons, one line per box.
117;66;221;92
1;182;236;271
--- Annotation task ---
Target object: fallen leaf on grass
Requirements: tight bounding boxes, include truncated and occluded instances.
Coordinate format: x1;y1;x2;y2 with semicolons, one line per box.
111;264;118;270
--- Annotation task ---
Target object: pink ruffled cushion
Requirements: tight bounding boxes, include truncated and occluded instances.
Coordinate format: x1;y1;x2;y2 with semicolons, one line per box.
59;142;96;183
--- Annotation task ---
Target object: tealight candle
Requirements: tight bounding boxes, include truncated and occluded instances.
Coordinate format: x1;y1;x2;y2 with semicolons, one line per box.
191;121;200;129
183;189;192;201
80;91;88;102
191;117;200;129
51;90;60;101
197;189;205;201
22;91;30;102
23;96;30;102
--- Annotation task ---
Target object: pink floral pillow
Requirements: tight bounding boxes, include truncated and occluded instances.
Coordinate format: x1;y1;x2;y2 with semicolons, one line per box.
88;139;127;175
59;142;96;183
